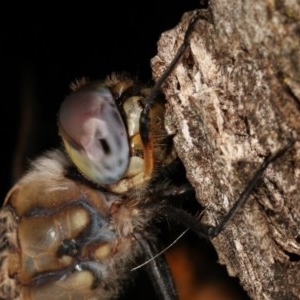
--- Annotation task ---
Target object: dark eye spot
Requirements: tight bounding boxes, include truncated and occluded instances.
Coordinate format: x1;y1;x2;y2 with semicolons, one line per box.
99;139;110;154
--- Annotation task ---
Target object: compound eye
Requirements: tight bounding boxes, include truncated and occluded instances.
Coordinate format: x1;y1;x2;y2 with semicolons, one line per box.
58;86;129;185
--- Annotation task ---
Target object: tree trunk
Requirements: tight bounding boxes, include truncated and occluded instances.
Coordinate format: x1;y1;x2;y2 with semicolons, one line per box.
151;1;300;299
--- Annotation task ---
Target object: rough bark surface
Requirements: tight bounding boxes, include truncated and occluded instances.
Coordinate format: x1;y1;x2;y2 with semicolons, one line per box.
151;1;300;300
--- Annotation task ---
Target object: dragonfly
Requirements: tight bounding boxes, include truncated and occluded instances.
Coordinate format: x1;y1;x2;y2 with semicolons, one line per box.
0;8;294;300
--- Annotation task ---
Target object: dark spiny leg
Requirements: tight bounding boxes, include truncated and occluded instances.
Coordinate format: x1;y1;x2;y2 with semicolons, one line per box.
140;10;212;145
161;140;295;240
161;206;211;240
136;236;178;300
208;140;295;238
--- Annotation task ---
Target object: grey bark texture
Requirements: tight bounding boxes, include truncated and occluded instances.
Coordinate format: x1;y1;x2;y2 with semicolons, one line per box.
151;1;300;300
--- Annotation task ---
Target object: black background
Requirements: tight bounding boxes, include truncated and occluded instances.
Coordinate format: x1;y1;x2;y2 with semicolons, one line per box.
1;1;200;201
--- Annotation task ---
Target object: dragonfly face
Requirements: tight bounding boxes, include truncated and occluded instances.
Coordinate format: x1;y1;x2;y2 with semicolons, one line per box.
0;73;178;300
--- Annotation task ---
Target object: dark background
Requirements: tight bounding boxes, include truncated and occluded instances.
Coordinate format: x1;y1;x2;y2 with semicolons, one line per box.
1;1;200;201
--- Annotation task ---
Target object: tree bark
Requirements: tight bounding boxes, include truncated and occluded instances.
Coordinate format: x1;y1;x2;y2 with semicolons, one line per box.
151;1;300;299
